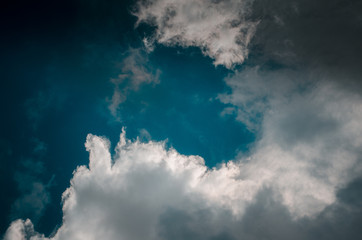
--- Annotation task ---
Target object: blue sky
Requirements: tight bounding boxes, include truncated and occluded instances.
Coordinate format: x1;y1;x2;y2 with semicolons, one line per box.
1;0;362;239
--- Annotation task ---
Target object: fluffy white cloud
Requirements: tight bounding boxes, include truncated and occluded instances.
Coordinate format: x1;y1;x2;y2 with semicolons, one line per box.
6;96;362;239
134;0;258;68
6;131;249;239
6;66;362;239
4;219;46;240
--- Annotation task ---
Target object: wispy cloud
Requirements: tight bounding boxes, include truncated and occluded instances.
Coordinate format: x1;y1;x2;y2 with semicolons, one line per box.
107;48;160;120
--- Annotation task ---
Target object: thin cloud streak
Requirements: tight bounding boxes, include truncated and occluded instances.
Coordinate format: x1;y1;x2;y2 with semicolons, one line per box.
107;48;160;120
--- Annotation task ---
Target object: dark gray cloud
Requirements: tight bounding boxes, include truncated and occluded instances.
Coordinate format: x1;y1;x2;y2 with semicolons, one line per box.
248;0;362;89
157;182;362;240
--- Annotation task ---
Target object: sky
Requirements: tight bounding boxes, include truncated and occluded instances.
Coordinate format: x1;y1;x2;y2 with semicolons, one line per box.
1;0;362;239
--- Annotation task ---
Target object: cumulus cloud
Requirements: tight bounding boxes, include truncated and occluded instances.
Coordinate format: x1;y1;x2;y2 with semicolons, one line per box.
134;0;258;68
5;1;362;239
5;117;362;239
108;48;160;119
4;219;46;240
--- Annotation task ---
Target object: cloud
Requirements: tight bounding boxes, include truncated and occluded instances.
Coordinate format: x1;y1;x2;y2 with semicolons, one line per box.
5;120;362;239
107;48;160;119
134;0;258;68
217;0;362;218
4;219;46;240
248;0;362;90
218;67;303;131
5;1;362;239
218;63;362;214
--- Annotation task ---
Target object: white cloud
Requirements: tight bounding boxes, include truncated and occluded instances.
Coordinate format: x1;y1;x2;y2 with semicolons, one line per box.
6;100;362;239
7;131;249;239
108;48;160;119
4;1;362;239
219;67;362;216
134;0;258;68
4;219;46;240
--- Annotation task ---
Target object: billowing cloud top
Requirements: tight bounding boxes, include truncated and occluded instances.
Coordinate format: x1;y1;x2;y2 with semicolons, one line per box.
134;0;258;68
5;111;362;239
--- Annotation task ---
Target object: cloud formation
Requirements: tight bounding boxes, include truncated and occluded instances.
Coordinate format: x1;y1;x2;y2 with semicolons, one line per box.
5;120;362;239
134;0;258;68
215;0;362;232
108;48;160;119
217;0;362;214
4;0;362;239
